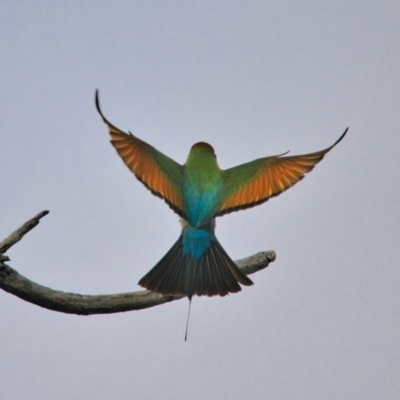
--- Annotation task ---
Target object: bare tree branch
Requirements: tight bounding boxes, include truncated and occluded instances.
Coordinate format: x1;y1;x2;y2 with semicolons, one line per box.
0;210;49;253
0;211;276;315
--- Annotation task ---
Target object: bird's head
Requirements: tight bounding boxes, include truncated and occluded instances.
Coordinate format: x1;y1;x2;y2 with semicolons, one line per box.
185;142;218;167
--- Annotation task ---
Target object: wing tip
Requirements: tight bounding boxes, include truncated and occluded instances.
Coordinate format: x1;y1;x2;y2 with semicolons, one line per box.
94;89;113;126
94;88;101;114
332;127;349;148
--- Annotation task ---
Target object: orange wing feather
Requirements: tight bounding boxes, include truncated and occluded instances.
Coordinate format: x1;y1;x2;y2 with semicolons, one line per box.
218;129;348;216
96;91;185;217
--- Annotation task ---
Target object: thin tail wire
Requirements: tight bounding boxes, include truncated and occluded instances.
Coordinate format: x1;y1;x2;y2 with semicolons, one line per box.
184;297;192;341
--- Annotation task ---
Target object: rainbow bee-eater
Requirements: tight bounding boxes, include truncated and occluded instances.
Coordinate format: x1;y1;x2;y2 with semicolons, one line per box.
95;91;347;301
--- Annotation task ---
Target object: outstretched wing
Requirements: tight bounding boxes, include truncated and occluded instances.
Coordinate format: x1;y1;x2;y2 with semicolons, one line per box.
96;90;185;218
217;129;348;217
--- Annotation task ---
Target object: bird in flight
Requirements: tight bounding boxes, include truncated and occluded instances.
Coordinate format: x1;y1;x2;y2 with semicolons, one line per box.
95;90;347;308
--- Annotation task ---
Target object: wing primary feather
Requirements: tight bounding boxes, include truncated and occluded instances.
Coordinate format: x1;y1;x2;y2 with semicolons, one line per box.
218;128;348;216
95;90;185;218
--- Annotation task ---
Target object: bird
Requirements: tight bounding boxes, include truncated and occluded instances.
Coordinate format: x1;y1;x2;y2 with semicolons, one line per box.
95;90;347;302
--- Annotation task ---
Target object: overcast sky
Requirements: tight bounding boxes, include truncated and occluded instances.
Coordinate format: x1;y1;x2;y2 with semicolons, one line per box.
1;1;399;399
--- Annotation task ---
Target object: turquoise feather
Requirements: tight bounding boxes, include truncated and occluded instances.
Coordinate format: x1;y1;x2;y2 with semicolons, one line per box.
182;227;215;259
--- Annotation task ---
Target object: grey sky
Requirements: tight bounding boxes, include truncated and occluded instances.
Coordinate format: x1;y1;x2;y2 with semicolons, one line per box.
1;1;399;399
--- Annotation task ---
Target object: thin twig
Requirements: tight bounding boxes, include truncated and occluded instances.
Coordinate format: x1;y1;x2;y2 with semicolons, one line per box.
0;210;49;253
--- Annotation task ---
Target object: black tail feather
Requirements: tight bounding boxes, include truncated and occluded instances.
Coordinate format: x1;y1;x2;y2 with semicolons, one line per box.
138;236;253;298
